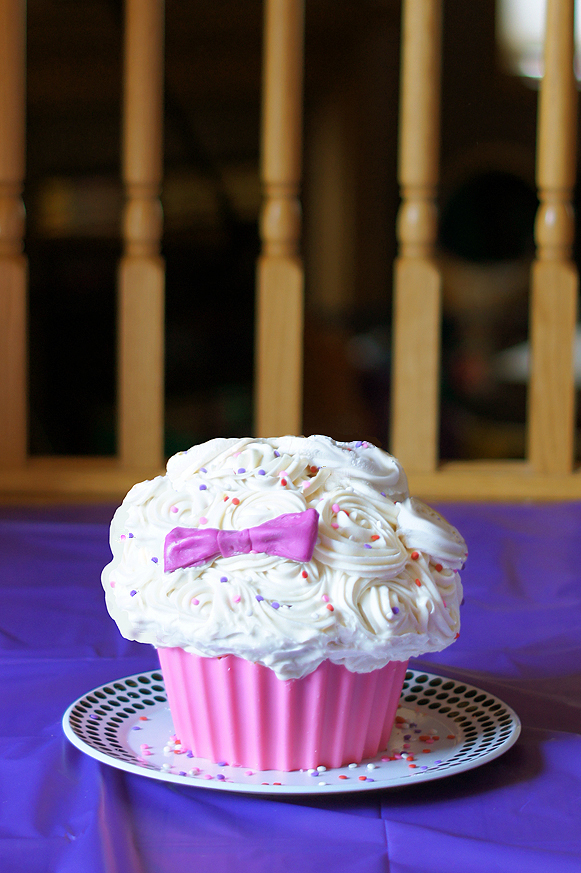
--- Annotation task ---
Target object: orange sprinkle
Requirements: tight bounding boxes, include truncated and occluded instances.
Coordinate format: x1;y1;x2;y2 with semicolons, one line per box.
301;570;308;578
326;604;334;611
408;764;417;769
338;774;348;780
280;479;287;486
411;551;419;560
358;775;367;781
370;535;380;541
415;579;421;587
435;563;443;572
232;498;240;505
455;632;460;639
309;465;318;474
422;749;431;754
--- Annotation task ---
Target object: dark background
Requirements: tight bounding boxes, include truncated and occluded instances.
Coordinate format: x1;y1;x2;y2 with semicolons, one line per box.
24;0;574;460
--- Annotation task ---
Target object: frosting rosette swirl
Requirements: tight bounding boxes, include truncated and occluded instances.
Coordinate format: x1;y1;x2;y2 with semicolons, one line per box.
102;435;467;679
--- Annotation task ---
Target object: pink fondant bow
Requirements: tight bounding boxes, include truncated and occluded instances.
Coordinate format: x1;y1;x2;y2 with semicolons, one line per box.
164;508;319;572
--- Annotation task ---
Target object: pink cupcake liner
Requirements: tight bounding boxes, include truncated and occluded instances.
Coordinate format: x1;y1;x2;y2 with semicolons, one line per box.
157;647;409;771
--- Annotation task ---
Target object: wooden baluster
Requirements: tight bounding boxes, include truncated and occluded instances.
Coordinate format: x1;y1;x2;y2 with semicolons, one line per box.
118;0;165;469
0;0;27;468
255;0;305;437
527;0;578;474
391;0;442;473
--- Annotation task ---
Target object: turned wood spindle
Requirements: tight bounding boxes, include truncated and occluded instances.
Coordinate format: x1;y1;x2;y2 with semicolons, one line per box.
391;0;443;473
527;0;578;474
255;0;305;438
118;0;165;470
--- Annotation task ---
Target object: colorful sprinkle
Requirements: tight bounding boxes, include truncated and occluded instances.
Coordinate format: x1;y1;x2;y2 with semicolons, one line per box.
435;563;443;572
199;517;208;524
128;533;134;539
301;570;308;578
256;595;264;602
326;604;334;611
232;498;240;506
370;535;380;541
130;589;137;597
415;579;421;587
411;551;419;560
274;451;280;457
332;503;341;513
271;602;280;609
321;594;330;602
199;484;207;491
280;479;288;486
233;595;241;603
171;506;179;513
191;598;199;605
221;576;228;583
258;469;266;475
110;580;116;588
237;468;246;474
392;607;399;614
151;557;158;563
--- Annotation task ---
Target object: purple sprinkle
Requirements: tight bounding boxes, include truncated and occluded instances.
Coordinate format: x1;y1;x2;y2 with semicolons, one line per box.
186;750;194;757
237;468;246;474
216;773;226;781
364;543;372;549
392;607;399;614
274;451;280;457
258;469;266;475
221;576;228;583
380;492;386;498
256;595;264;602
89;714;99;720
217;760;227;766
366;778;375;782
434;760;442;764
421;766;428;770
151;557;158;563
179;771;187;776
404;735;411;740
131;726;141;731
355;441;363;447
130;589;137;597
128;532;134;538
271;602;280;609
199;484;207;491
310;771;319;777
200;467;207;473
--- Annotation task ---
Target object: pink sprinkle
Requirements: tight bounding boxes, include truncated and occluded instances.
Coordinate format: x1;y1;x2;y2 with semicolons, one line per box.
199;517;208;525
171;506;179;513
140;743;149;750
120;534;126;540
233;594;241;603
331;522;339;530
332;503;341;513
302;481;311;490
110;581;116;588
191;598;199;605
245;770;254;776
321;594;330;602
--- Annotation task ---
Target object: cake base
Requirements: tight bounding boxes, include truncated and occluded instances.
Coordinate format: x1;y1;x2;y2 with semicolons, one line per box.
157;648;409;771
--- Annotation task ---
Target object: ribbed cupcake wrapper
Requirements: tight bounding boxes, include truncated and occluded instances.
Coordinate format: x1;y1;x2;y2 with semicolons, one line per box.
157;648;409;771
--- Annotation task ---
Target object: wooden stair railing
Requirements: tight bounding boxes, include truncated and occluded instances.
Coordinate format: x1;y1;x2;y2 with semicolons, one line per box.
389;0;581;500
0;0;165;501
1;0;580;502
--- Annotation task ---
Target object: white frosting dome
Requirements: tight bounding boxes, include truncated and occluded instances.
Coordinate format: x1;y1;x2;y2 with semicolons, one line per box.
102;436;467;679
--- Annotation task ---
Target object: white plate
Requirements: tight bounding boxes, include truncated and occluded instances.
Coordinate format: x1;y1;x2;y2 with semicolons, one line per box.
62;668;521;795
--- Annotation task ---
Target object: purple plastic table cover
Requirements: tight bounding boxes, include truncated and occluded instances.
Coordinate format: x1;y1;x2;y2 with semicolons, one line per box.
1;501;580;873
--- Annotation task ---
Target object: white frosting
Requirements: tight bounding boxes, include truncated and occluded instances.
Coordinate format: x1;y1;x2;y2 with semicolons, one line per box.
102;436;466;679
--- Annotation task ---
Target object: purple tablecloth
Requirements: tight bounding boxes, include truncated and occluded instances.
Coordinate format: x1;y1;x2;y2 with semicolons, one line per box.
1;502;580;872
